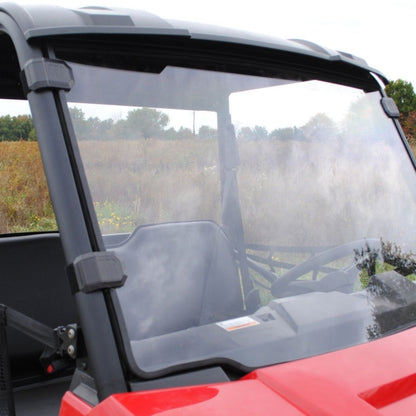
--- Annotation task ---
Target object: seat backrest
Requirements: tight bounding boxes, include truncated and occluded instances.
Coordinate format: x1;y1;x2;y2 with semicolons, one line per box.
113;221;245;340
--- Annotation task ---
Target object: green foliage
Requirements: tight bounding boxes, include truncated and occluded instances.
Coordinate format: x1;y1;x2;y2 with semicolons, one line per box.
385;79;416;145
301;113;337;141
174;127;195;140
238;125;269;141
198;125;217;140
252;125;269;141
70;107;171;141
69;107;203;141
238;114;338;142
69;107;113;141
94;201;135;233
125;108;169;139
270;127;303;141
0;114;35;141
385;79;416;116
237;126;255;141
161;127;180;141
0;106;344;145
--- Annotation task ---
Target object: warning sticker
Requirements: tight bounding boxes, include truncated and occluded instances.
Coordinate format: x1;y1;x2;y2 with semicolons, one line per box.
217;316;259;332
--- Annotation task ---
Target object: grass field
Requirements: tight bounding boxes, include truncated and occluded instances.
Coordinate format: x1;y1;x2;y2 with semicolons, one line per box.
2;140;416;241
0;141;56;234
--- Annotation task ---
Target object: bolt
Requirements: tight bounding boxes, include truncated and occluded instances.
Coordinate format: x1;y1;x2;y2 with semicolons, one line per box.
67;345;75;357
68;328;76;339
78;361;87;371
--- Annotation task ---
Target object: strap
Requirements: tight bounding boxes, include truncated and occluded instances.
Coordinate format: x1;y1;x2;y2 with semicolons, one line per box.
0;304;77;415
3;305;57;350
0;304;77;372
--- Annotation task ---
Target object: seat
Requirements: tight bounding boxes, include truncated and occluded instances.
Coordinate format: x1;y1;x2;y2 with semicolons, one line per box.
113;221;245;340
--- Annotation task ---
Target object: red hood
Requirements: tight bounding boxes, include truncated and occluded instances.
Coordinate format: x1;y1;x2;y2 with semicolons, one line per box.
61;326;416;415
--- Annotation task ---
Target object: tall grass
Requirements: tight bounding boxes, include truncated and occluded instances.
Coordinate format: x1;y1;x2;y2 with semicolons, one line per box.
2;139;416;243
79;139;222;233
0;141;56;233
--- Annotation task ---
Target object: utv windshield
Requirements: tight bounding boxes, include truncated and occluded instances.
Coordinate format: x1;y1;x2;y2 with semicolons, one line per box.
63;55;416;377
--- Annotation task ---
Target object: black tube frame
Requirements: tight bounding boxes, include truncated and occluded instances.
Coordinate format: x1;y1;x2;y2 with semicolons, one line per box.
0;11;127;400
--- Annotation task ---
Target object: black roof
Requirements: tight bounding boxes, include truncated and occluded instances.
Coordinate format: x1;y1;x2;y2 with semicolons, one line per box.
0;2;384;77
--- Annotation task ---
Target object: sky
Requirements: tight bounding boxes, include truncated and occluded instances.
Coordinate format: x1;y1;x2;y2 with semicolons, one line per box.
8;0;415;88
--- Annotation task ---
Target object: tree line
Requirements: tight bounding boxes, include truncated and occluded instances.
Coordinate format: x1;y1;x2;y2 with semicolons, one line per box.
0;106;340;143
0;107;218;142
68;107;321;142
0;115;36;141
0;79;415;143
59;107;221;142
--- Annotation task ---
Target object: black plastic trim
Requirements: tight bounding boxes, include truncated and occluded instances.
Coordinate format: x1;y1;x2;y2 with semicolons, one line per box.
26;26;190;39
50;35;382;92
20;58;74;94
381;96;400;118
70;252;127;294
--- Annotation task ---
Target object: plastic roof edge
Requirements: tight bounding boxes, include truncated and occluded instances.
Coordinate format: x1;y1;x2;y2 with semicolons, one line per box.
0;2;388;82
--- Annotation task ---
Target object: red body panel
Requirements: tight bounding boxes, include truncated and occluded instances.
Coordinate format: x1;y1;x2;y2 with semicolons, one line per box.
60;327;416;415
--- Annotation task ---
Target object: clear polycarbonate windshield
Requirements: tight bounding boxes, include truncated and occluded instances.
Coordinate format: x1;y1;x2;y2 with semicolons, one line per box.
65;62;416;376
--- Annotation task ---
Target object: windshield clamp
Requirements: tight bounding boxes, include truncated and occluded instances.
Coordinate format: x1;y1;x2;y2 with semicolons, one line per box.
20;58;74;95
381;97;400;118
69;251;127;294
